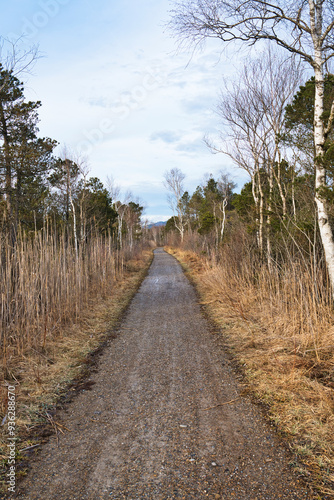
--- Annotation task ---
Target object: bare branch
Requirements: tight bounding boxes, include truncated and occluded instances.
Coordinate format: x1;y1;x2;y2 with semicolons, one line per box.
0;37;40;77
168;0;334;67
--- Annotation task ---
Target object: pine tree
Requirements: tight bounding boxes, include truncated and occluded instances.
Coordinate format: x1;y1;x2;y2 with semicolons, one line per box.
0;65;57;237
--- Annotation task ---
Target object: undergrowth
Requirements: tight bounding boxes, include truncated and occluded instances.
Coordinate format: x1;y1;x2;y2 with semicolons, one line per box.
166;242;334;499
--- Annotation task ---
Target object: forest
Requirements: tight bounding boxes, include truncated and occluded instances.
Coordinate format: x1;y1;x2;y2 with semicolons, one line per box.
160;62;334;491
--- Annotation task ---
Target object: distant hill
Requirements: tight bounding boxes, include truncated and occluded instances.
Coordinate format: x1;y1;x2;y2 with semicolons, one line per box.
146;221;167;229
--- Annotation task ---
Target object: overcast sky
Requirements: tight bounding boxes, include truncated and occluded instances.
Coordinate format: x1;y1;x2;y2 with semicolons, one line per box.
1;0;250;222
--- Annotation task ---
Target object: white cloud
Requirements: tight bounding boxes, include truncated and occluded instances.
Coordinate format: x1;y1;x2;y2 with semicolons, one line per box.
1;0;247;219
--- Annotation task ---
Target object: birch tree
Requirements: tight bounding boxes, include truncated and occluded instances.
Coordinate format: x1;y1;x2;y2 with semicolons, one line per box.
249;51;302;220
213;75;267;254
169;0;334;293
164;168;186;242
217;173;236;240
213;52;301;262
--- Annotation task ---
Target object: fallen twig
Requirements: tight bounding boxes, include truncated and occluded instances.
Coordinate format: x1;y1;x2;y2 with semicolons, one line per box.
19;444;41;452
44;411;71;433
53;421;71;432
200;398;239;411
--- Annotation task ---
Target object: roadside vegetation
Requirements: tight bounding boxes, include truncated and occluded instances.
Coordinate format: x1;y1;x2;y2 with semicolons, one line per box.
162;63;334;494
165;241;334;497
0;0;334;495
0;58;155;491
163;3;334;493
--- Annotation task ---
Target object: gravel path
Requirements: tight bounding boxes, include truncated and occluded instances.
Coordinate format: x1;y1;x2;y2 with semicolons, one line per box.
14;248;312;499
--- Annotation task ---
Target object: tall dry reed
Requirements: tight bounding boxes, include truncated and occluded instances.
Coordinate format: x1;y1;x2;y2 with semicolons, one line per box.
170;230;334;493
0;227;135;378
181;229;334;361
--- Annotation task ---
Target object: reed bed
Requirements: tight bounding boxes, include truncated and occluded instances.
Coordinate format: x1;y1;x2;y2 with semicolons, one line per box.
0;228;129;380
0;228;152;493
203;243;334;360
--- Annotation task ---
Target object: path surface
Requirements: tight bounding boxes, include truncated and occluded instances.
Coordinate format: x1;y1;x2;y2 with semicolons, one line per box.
15;248;311;499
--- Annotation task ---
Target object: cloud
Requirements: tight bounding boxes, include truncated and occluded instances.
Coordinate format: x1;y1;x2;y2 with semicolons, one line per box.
149;130;208;156
175;139;207;154
150;130;181;144
181;95;216;115
0;0;248;221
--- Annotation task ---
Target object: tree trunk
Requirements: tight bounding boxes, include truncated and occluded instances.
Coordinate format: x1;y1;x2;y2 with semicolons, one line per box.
70;197;78;262
292;166;297;222
267;163;273;271
256;170;264;257
273;149;287;219
313;60;334;298
251;172;262;252
0;102;14;242
118;213;123;249
15;168;22;236
221;199;227;240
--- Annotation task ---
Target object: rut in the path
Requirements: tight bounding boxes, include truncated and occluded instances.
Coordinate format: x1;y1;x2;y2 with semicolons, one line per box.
14;248;312;500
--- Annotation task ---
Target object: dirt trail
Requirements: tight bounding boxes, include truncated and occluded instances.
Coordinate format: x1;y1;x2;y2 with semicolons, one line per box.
14;248;311;499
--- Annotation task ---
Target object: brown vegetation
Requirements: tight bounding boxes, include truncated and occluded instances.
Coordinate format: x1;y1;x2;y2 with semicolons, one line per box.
0;228;153;490
166;233;334;498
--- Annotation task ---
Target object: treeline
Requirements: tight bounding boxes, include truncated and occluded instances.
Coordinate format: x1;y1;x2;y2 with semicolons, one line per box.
169;0;334;299
164;170;235;249
162;44;334;490
164;18;334;479
161;49;334;387
0;65;143;246
0;66;146;377
164;52;334;290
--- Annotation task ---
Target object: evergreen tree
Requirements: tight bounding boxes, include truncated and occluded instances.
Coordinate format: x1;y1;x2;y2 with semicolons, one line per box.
0;65;57;235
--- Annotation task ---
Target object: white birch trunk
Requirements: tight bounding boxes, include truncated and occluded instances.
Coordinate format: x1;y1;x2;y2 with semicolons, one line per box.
221;199;227;240
313;54;334;297
256;170;264;256
174;215;184;242
251;172;262;252
118;213;123;249
70;196;78;262
267;162;273;271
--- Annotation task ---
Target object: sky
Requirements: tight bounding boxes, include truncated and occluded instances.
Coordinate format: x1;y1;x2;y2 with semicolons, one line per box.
0;0;250;222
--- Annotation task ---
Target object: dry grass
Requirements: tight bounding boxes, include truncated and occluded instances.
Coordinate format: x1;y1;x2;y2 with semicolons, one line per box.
0;232;153;492
166;243;334;498
0;229;121;373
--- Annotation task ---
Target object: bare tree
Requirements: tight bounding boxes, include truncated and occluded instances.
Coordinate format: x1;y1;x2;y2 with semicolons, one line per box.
106;177;132;250
207;50;302;263
164;168;186;242
217;172;236;240
209;73;267;253
169;0;334;293
0;37;39;76
247;50;302;220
